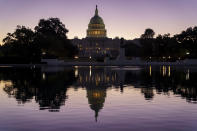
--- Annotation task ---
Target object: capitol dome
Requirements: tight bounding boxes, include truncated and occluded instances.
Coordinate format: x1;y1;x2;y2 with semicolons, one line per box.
87;5;107;38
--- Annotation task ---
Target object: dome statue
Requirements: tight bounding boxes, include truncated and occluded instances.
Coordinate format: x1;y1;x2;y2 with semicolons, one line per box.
87;5;107;38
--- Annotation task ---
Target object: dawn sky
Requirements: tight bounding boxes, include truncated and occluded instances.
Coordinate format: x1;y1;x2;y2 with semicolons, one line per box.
0;0;197;44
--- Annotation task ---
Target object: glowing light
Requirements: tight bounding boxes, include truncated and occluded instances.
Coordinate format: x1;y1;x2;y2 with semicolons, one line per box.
162;66;167;76
168;66;171;77
42;73;46;80
89;66;92;76
186;69;190;80
75;68;78;77
93;92;101;98
74;56;79;59
0;80;13;88
149;66;152;76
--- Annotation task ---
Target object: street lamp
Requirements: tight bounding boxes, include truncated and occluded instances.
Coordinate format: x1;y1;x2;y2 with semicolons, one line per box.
186;52;190;55
74;56;79;59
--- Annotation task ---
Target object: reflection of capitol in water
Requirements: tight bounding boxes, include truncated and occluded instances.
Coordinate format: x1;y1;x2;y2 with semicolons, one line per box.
73;66;197;120
87;88;106;122
75;66;124;88
74;66;127;121
1;66;197;122
74;66;197;102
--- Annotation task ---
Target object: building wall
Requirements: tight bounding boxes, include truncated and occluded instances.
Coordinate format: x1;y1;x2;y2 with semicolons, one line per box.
72;37;121;58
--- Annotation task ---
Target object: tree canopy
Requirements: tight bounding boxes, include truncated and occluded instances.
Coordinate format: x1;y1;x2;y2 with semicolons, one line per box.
126;27;197;60
141;28;155;39
0;26;41;63
0;18;78;64
34;18;78;58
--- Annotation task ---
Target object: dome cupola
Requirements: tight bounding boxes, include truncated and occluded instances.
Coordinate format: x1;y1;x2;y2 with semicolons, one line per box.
87;5;107;38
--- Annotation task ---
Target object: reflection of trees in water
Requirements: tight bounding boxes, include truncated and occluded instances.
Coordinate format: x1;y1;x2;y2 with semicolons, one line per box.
2;68;40;104
73;66;197;104
174;86;197;104
141;88;154;100
125;66;197;103
1;67;76;111
74;66;197;104
1;66;197;117
35;70;75;111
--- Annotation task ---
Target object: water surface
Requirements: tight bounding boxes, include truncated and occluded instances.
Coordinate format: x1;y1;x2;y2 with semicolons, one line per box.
0;66;196;131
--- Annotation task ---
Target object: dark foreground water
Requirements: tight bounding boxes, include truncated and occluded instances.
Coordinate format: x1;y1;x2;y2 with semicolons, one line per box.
0;66;196;131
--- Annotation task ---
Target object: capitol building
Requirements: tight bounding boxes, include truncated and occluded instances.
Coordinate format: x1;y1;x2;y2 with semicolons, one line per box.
72;6;121;59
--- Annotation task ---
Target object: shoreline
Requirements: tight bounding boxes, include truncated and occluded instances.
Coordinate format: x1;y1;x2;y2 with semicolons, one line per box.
1;61;197;67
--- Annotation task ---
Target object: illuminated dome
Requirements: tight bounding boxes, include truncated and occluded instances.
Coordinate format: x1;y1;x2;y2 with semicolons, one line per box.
87;5;107;38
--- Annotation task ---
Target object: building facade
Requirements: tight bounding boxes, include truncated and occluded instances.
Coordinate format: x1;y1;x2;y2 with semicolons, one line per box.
71;6;120;59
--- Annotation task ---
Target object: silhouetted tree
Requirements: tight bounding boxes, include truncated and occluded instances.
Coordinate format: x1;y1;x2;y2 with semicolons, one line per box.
0;26;41;63
139;29;156;58
174;26;197;58
35;18;78;58
141;28;155;39
155;34;179;59
125;41;141;57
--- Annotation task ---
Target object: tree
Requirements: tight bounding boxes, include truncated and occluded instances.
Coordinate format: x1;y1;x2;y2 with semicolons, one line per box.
125;41;141;57
140;28;156;57
35;18;78;58
174;26;197;58
155;34;179;59
1;26;41;63
141;28;155;39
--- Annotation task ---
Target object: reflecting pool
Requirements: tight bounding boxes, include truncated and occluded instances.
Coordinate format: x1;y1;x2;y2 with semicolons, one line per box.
0;66;197;131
